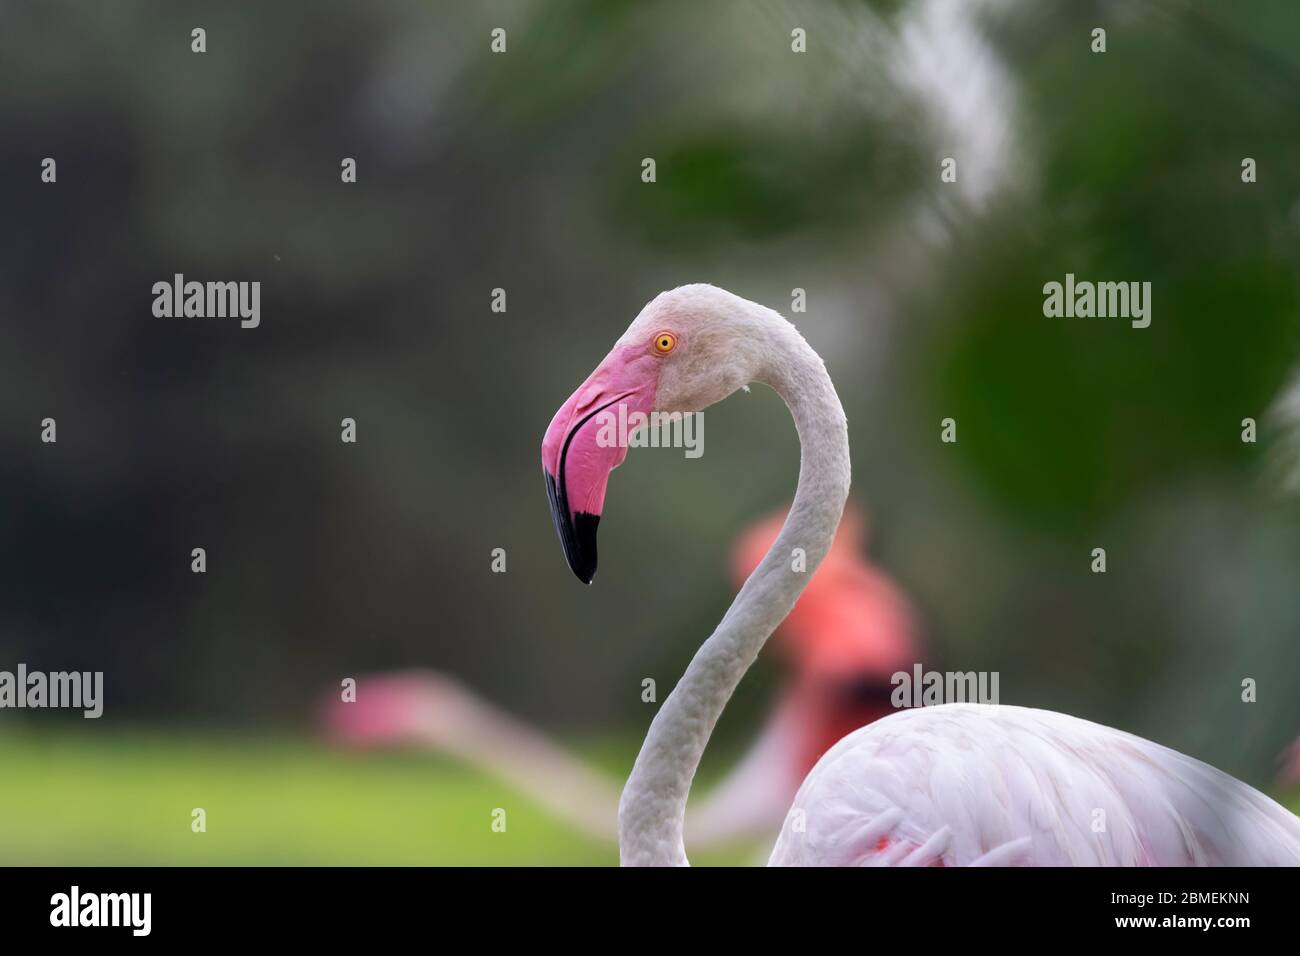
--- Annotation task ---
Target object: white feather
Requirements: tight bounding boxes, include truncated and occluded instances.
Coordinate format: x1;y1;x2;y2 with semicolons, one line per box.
769;703;1300;866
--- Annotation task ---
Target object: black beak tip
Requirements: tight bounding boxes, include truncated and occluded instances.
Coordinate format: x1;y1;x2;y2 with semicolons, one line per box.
544;469;600;585
570;511;600;584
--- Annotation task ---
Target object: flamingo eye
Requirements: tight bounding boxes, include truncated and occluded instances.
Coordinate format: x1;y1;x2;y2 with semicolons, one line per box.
653;332;677;354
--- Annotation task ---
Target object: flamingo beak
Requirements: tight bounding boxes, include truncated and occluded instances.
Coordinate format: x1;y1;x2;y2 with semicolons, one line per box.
543;463;601;585
541;346;658;584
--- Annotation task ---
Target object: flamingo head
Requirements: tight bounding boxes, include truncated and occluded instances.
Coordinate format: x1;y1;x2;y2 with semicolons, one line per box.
542;284;776;583
322;672;482;749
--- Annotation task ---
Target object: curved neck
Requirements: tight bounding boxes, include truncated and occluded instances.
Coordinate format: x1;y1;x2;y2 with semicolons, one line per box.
618;331;851;866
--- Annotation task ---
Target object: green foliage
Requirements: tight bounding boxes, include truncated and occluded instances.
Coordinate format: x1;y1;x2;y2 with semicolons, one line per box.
918;5;1300;530
609;124;916;249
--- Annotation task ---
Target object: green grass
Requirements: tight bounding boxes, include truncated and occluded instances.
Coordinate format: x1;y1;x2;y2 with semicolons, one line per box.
4;727;1296;865
0;726;753;865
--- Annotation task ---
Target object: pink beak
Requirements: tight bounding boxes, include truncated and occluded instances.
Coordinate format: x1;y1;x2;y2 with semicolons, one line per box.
541;344;658;583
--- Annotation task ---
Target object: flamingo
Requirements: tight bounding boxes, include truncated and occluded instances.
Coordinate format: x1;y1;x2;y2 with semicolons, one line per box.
325;505;923;847
541;283;1300;866
1280;739;1300;791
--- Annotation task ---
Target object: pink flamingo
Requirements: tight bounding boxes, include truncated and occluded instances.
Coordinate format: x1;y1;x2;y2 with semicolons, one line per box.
1280;739;1300;791
325;505;922;847
727;505;921;784
541;283;1300;865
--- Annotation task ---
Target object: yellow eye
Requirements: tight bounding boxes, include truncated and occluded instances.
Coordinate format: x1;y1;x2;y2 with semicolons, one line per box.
653;332;677;354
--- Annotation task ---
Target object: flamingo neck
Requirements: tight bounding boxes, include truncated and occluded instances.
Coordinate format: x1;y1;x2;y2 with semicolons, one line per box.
431;695;623;843
617;326;851;866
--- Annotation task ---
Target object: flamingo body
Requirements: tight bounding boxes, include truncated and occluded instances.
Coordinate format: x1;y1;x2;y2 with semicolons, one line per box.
769;703;1300;867
541;284;1300;867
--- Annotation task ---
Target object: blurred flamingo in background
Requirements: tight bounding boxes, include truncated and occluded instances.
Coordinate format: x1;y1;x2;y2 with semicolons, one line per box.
323;503;922;848
1265;376;1300;794
1279;739;1300;791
